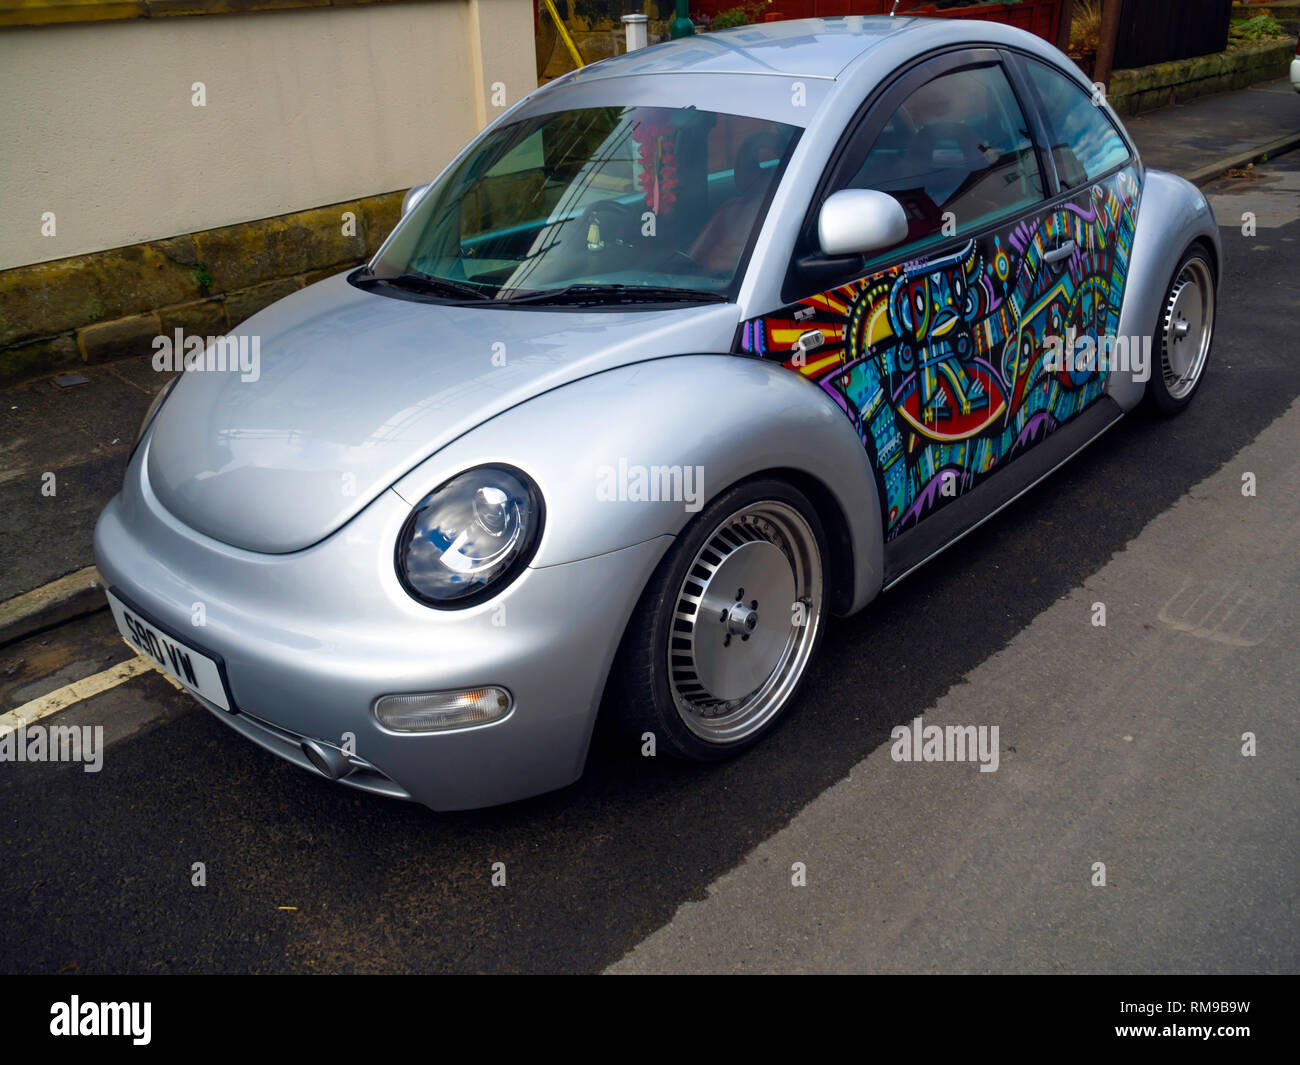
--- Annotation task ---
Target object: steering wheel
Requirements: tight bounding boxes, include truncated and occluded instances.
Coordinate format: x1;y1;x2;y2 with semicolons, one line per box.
659;248;704;274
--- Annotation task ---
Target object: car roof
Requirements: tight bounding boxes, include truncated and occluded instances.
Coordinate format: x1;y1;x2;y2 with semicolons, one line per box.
525;16;1076;127
573;15;1003;81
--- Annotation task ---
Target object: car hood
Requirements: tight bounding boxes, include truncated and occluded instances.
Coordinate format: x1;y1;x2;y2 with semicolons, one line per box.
146;272;741;554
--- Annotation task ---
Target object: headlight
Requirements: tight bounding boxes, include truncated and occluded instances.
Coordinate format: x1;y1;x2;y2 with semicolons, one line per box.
135;375;179;446
396;465;543;608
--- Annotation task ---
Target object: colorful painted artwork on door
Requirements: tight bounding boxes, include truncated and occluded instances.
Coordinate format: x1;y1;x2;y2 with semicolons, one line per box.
740;167;1139;539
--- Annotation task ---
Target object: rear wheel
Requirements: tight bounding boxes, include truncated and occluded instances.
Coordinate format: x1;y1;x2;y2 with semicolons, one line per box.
1148;245;1216;414
611;479;828;761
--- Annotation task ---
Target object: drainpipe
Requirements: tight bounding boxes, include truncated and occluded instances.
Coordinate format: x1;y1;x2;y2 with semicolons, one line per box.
1056;0;1076;54
671;0;694;39
1093;0;1123;89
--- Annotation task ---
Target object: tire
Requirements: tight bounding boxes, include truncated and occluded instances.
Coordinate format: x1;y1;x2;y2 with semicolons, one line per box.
610;478;829;761
1147;244;1216;415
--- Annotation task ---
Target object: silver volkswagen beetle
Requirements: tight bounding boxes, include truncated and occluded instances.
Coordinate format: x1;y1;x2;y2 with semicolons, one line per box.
95;16;1219;810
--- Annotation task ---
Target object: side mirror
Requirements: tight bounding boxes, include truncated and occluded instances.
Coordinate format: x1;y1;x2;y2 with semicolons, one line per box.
817;189;909;257
401;183;431;217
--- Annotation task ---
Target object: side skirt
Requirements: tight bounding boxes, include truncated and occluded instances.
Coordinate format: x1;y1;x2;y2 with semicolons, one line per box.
881;397;1127;590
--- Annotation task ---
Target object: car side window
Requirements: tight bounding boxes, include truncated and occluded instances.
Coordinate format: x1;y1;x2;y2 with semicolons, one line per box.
1024;58;1130;189
842;63;1044;262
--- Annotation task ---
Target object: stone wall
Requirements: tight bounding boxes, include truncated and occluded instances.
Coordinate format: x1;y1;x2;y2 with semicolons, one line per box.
1108;37;1297;115
0;191;402;384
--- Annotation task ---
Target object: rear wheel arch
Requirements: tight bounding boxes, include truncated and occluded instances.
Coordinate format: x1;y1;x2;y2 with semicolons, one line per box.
1110;171;1219;411
1146;239;1217;415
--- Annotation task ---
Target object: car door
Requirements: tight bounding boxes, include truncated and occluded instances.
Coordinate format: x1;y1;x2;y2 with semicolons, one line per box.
738;49;1140;582
1012;51;1143;390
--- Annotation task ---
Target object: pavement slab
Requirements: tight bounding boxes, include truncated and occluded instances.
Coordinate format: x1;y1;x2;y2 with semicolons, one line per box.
1128;78;1300;178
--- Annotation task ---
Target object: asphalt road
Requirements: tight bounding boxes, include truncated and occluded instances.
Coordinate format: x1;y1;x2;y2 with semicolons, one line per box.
2;157;1299;975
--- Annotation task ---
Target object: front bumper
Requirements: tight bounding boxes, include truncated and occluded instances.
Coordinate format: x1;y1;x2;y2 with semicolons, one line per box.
94;435;669;811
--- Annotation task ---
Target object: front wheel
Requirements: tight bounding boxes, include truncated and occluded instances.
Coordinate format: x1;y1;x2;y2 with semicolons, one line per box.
611;479;828;761
1147;245;1216;414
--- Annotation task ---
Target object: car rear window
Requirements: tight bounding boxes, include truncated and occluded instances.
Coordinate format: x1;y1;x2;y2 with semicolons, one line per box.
1024;58;1131;189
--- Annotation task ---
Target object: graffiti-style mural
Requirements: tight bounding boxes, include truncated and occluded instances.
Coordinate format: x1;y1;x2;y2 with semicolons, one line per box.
741;167;1140;538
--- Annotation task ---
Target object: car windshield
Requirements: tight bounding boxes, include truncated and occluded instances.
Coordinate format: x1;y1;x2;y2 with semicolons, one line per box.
363;105;801;305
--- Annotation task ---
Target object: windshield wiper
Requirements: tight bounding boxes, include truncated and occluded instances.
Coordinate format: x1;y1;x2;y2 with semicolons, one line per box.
499;283;730;306
355;271;492;302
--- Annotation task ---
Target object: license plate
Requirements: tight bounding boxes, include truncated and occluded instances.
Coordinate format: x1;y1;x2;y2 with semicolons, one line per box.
106;589;232;712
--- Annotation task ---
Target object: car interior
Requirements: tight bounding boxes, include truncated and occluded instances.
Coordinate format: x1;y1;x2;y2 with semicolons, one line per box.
849;67;1044;253
436;110;794;292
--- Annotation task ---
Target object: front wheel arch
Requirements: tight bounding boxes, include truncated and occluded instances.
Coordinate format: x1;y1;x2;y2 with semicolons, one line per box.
605;475;832;760
746;467;856;617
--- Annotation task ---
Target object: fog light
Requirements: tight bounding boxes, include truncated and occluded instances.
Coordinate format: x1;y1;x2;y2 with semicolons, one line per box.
374;687;512;732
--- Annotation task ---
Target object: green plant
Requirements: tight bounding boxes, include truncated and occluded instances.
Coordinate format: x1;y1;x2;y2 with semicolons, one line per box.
194;262;212;291
1231;14;1287;41
1069;0;1103;56
710;7;748;30
706;0;769;31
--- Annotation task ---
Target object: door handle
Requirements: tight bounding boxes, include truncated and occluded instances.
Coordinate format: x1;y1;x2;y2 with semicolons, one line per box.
1044;240;1076;266
791;330;825;359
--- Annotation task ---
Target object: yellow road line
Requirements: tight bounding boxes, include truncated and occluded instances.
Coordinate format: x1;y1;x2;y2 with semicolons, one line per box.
0;654;158;737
